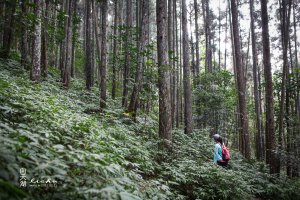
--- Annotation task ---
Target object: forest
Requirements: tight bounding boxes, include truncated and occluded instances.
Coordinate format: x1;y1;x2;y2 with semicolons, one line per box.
0;0;300;199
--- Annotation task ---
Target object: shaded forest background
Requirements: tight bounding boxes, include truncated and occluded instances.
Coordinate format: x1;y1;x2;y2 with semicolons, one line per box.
0;0;300;199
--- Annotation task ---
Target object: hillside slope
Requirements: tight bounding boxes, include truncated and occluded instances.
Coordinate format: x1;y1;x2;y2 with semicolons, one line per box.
0;60;299;200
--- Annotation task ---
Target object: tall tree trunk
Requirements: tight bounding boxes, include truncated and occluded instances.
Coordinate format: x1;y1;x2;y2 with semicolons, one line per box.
218;1;221;70
1;0;16;59
230;0;251;159
277;0;292;175
250;0;263;161
71;0;78;78
21;0;29;69
286;36;293;177
157;0;172;148
227;0;239;147
122;0;132;107
173;0;177;129
93;1;101;84
191;36;196;77
41;0;49;78
60;0;69;80
292;0;300;178
224;4;228;70
179;1;183;126
63;0;75;87
85;0;93;90
112;0;118;100
0;1;4;46
175;0;180;128
194;0;200;75
168;0;175;127
128;0;149;116
261;0;276;174
99;0;108;109
31;0;43;82
202;0;212;72
182;0;193;134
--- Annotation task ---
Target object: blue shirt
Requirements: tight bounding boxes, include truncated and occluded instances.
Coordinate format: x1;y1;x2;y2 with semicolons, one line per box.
213;143;222;163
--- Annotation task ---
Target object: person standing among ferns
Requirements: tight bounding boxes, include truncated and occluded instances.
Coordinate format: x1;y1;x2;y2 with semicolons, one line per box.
213;134;228;166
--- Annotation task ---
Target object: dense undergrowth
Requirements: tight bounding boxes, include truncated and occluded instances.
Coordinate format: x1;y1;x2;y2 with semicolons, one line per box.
0;59;299;200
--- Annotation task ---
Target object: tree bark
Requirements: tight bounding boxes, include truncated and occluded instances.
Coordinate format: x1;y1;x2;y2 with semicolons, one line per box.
128;0;149;116
292;0;300;178
157;0;172;148
194;0;200;75
31;0;43;82
122;0;132;107
63;0;75;87
99;0;108;109
71;0;78;78
41;0;49;79
250;0;263;161
277;0;292;175
85;0;92;90
21;0;29;69
111;0;118;100
1;0;16;59
182;0;193;134
175;0;180;128
261;0;277;174
230;0;251;159
168;0;176;127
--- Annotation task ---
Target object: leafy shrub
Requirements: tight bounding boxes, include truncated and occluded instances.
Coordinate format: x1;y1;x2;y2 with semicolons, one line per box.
0;60;299;200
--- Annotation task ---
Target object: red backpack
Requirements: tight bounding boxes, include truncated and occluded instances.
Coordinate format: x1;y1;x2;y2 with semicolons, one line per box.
222;145;230;161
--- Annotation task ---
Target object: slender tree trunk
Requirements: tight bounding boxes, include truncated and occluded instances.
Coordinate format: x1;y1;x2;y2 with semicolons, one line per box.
277;0;292;174
85;0;93;90
191;36;196;77
21;0;29;69
173;0;177;129
224;4;228;70
194;0;200;74
157;0;172;148
31;0;43;82
202;0;212;72
218;1;221;70
286;36;293;177
175;0;180;128
0;1;4;46
41;0;49;78
182;0;193;134
71;1;77;78
93;1;101;83
122;0;132;107
128;0;149;116
230;0;251;159
168;0;175;127
250;0;263;161
63;0;75;87
112;0;118;100
261;0;277;174
258;63;265;160
1;0;16;59
99;0;108;109
60;0;69;80
179;1;183;126
292;0;300;178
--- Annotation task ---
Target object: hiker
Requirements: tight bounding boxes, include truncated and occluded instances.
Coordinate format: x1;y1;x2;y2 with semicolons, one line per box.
213;134;228;167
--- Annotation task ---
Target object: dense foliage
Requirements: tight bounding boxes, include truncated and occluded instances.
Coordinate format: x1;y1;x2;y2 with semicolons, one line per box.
0;60;300;200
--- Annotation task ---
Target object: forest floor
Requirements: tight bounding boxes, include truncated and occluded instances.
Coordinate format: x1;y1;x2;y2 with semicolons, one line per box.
0;59;300;200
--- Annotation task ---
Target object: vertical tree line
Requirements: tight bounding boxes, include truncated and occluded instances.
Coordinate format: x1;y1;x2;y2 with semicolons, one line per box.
0;0;299;176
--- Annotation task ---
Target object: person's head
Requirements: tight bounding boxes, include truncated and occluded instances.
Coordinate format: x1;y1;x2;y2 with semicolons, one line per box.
213;134;223;144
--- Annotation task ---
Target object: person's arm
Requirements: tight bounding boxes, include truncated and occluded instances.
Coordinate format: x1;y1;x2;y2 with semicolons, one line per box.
213;144;222;163
216;143;223;162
